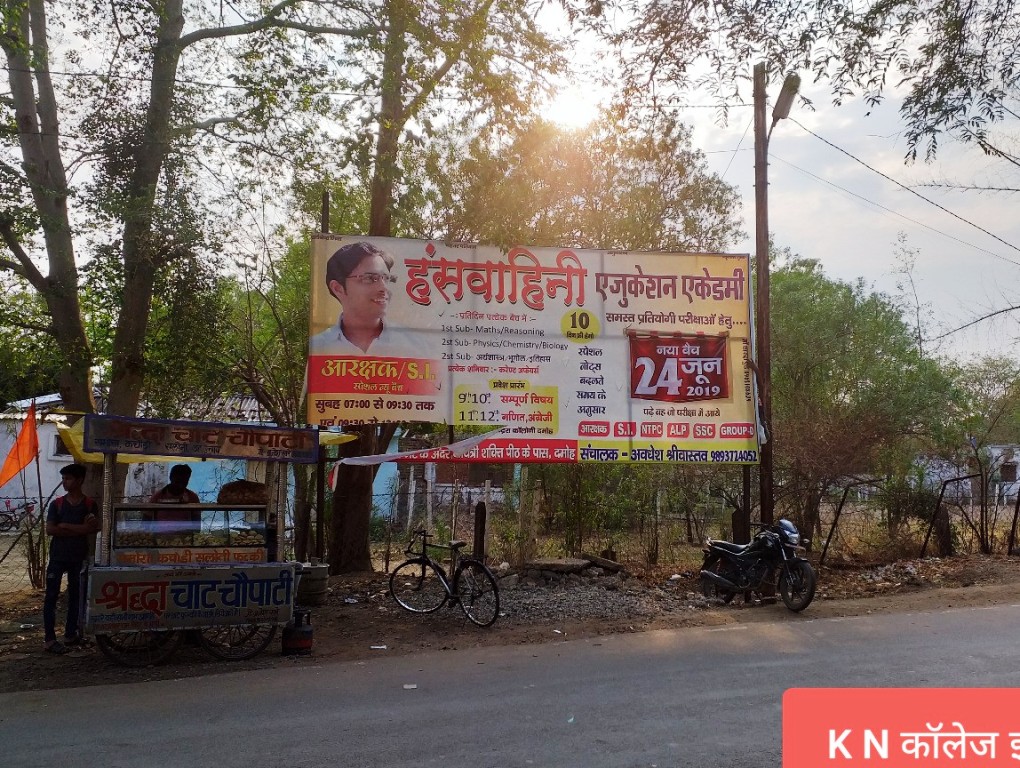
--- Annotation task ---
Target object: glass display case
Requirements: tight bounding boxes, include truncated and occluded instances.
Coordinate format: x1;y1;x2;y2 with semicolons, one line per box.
110;504;268;565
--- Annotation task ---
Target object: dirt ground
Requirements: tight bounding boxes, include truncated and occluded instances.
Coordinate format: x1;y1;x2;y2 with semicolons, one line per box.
2;554;1020;694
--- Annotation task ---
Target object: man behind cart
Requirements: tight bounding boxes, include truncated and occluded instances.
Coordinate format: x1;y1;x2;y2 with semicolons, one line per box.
150;464;200;535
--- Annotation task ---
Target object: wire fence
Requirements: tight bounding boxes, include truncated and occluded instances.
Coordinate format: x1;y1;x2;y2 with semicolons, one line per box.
5;482;1018;599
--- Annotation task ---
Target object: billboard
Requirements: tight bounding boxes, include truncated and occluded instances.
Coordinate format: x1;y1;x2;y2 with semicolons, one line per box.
307;236;760;464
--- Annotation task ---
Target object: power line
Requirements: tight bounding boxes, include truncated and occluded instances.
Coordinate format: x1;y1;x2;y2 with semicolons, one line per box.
770;154;1020;269
788;117;1020;257
0;65;368;99
719;118;752;183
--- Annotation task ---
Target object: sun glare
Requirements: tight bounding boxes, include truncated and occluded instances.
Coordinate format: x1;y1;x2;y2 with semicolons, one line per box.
541;85;601;130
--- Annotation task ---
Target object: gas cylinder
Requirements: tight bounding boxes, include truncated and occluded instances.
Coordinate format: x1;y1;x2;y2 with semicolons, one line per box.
281;608;313;656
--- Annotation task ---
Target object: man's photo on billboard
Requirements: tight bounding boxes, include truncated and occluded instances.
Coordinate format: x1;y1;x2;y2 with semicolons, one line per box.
310;240;432;358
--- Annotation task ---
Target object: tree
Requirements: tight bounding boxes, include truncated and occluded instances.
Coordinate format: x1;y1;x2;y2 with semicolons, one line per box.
1;0;382;419
221;236;320;560
577;0;1020;160
416;110;742;251
769;255;958;537
2;1;564;564
934;356;1020;552
1;0;561;410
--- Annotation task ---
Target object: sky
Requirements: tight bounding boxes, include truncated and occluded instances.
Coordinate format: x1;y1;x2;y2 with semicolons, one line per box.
695;76;1020;364
542;61;1020;364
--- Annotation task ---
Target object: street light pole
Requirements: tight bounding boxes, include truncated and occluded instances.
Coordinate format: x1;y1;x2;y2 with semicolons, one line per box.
753;63;799;526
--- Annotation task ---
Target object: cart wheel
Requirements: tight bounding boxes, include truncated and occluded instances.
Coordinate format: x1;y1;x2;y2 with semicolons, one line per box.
96;630;183;667
197;624;277;661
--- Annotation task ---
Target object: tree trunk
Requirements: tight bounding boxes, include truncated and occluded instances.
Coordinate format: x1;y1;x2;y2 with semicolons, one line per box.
4;1;95;415
326;0;407;574
107;1;184;419
934;504;955;557
292;463;312;562
368;0;406;237
329;423;399;573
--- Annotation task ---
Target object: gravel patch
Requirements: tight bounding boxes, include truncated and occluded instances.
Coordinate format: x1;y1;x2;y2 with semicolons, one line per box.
500;579;711;624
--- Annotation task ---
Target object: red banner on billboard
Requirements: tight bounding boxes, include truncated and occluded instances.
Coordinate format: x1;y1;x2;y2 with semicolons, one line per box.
628;333;729;404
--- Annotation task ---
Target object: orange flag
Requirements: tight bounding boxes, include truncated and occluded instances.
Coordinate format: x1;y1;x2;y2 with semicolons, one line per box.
0;402;39;489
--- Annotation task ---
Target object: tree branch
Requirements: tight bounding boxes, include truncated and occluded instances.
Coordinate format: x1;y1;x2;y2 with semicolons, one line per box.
0;311;53;335
934;304;1020;339
178;0;379;48
179;115;242;135
402;0;496;120
0;218;48;289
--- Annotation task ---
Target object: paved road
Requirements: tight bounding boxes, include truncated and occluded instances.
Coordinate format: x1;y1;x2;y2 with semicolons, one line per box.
3;603;1019;768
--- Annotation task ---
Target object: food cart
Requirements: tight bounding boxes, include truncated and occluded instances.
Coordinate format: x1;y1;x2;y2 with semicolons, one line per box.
80;414;319;666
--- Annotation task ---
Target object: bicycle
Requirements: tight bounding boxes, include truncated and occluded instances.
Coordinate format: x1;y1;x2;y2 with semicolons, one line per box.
0;501;36;533
389;529;500;627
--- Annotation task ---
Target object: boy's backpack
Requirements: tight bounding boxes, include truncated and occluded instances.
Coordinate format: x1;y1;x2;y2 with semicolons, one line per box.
53;495;99;517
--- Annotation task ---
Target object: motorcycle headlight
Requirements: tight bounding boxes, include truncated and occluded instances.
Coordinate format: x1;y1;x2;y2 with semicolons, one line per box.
786;531;800;545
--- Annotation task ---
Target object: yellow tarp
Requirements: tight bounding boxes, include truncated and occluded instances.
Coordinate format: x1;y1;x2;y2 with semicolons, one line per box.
318;431;358;447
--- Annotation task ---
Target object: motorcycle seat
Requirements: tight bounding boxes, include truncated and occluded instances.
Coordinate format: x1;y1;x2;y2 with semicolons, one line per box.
709;539;750;554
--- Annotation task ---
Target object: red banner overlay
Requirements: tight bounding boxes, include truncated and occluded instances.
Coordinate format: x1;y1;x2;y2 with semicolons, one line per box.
308;355;441;396
628;333;729;403
784;688;1020;766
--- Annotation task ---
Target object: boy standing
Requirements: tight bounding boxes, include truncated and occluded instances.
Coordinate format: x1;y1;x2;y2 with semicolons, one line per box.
43;463;99;654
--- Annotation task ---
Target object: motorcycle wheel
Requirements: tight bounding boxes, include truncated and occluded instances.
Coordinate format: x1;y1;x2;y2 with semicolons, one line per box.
779;561;816;612
699;556;737;605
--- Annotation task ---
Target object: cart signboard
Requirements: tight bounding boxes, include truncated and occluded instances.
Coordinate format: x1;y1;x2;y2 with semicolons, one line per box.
85;563;297;633
112;547;268;566
83;414;318;463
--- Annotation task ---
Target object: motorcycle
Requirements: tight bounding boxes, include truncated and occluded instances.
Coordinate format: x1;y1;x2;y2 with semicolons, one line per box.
699;518;817;612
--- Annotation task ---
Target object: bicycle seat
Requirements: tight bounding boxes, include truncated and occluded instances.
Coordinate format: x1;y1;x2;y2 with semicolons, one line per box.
449;540;467;550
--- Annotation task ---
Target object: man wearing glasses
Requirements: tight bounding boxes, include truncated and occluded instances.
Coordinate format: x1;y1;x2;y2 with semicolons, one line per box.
310;240;421;356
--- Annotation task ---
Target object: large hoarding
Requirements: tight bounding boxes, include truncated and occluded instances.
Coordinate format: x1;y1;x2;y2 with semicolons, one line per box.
307;236;760;464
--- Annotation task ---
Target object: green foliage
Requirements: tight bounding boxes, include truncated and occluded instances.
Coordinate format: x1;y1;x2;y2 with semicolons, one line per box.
219;235;316;426
772;256;957;468
368;514;390;543
769;254;960;527
581;0;1020;158
413;111;742;251
943;356;1020;455
142;261;235;418
0;280;62;405
882;472;941;533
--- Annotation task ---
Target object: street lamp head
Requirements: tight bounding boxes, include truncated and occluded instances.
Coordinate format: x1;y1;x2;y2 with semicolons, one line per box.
772;73;801;124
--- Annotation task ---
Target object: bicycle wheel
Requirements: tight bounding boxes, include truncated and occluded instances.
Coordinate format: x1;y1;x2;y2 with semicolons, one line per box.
96;630;183;667
197;624;277;661
0;514;14;533
390;559;448;613
454;559;500;627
